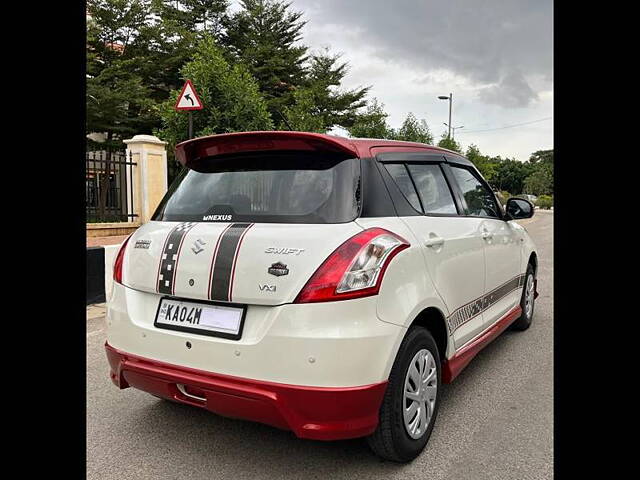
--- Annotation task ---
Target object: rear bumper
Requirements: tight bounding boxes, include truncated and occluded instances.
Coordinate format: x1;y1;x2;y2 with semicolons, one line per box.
105;342;387;441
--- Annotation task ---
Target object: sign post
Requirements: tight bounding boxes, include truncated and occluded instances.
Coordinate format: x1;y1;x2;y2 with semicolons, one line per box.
174;80;204;140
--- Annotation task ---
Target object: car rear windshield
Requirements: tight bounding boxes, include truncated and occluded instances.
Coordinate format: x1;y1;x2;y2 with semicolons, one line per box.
153;152;360;224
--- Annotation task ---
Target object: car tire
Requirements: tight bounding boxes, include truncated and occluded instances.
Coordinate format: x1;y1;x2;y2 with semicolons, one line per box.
510;263;536;331
367;326;441;463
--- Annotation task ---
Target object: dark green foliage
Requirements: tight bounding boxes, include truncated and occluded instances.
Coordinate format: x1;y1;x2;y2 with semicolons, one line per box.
348;98;393;139
523;167;553;196
221;0;308;124
536;195;553;209
491;158;535;194
87;0;155;150
436;132;462;153
465;144;496;182
393;113;434;144
283;50;369;131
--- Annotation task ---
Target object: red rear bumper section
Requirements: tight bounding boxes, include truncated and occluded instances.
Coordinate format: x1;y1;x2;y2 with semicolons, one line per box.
105;343;387;441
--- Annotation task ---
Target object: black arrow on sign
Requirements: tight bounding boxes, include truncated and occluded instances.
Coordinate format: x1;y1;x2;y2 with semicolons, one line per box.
184;93;195;106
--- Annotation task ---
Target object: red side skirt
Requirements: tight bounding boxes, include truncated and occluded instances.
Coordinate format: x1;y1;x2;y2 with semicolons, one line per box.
442;305;523;383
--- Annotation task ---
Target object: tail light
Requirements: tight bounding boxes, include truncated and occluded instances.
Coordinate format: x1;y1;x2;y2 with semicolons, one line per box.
113;235;132;285
294;228;409;303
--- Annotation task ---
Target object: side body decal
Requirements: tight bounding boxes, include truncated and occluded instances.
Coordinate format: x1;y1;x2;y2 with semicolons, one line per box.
447;273;526;334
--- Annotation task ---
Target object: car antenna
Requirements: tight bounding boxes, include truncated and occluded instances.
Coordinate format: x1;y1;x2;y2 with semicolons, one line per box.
275;109;294;131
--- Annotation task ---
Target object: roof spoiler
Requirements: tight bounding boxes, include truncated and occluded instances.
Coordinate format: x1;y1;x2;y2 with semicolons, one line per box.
175;131;360;168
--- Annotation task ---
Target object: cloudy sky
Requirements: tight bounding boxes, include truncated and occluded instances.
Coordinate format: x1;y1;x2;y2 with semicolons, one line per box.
233;0;553;161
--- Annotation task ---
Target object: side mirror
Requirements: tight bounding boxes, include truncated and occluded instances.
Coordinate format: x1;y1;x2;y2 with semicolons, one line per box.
506;197;534;220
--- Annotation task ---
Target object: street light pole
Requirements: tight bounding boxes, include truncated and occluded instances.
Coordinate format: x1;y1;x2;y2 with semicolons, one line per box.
438;93;453;139
448;93;452;138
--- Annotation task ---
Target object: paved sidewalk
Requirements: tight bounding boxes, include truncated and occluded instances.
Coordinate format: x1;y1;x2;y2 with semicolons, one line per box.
87;303;107;320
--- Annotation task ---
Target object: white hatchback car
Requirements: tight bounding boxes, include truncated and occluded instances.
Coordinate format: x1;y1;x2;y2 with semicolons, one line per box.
106;131;538;462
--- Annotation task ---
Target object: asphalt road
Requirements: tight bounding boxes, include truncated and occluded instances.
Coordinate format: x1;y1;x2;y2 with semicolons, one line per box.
87;211;553;480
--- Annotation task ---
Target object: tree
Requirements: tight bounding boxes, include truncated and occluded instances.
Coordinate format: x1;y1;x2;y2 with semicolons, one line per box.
156;35;273;151
303;50;369;129
87;0;154;150
523;168;553;196
492;158;534;194
524;148;553;195
392;113;434;144
283;51;370;132
529;149;554;166
281;87;325;132
348;98;393;138
465;144;497;183
437;132;462;153
221;0;308;124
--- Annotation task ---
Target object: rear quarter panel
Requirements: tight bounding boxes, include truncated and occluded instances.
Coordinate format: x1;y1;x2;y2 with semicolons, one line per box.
355;217;455;359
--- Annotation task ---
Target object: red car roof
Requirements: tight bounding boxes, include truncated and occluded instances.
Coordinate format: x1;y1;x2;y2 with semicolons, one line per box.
175;131;459;167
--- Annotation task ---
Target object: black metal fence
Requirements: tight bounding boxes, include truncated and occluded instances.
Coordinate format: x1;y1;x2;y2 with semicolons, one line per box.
86;150;138;223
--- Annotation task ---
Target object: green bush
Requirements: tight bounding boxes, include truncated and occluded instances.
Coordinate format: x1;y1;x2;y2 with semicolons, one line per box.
536;195;553;209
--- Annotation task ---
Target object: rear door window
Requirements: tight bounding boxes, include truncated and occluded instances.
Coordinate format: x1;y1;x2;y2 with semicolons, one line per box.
383;162;458;215
153;152;360;223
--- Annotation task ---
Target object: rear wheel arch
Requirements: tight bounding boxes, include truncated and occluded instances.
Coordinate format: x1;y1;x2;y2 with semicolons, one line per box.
409;307;450;363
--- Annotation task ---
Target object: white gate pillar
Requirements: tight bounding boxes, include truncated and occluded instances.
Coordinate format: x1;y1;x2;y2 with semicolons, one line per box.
123;135;168;224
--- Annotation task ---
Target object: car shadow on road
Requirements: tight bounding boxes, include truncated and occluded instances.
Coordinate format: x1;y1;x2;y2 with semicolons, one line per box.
133;396;410;477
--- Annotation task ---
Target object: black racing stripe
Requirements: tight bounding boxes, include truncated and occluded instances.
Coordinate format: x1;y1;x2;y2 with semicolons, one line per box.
157;222;197;294
447;273;526;333
210;223;252;301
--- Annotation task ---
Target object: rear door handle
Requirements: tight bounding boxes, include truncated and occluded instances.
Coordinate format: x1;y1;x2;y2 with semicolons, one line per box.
481;230;493;240
425;235;445;248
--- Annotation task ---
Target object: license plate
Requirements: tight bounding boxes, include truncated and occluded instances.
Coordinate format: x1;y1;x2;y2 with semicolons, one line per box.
154;297;246;340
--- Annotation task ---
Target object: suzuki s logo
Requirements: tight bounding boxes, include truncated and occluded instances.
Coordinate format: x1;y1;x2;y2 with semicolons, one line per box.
191;238;206;254
259;284;276;292
202;214;232;222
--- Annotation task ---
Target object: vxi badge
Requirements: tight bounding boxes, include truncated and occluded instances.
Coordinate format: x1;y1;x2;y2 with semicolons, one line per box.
268;262;289;277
